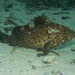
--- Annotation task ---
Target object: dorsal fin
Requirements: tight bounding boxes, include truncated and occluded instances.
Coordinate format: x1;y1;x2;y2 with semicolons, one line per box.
27;13;50;28
33;13;50;27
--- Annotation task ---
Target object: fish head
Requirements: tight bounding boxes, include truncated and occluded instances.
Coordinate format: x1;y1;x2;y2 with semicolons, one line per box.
59;25;75;41
48;24;75;46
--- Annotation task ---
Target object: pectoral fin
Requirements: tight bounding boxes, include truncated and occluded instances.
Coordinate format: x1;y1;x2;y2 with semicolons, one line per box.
42;40;59;56
37;40;59;56
42;40;51;55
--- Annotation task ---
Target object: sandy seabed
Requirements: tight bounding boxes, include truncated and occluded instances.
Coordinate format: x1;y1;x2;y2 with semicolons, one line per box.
0;0;75;75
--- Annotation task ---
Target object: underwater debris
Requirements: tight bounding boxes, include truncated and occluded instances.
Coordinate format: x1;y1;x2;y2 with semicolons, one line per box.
70;59;75;64
61;7;74;11
32;65;36;69
16;0;75;11
7;3;13;8
4;3;13;12
4;27;14;33
5;6;9;12
42;56;55;64
44;70;70;75
61;16;71;20
52;12;69;15
11;46;18;54
71;47;75;51
4;13;17;25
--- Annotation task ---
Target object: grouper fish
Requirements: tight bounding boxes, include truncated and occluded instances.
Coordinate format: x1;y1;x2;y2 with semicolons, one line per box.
0;14;75;55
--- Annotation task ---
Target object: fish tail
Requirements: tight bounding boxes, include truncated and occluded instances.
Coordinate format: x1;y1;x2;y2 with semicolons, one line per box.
0;31;10;43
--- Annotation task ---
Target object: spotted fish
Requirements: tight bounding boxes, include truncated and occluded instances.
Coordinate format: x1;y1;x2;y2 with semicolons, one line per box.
0;14;75;55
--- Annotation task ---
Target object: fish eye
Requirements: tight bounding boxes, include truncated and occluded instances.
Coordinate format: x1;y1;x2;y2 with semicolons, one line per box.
63;29;67;32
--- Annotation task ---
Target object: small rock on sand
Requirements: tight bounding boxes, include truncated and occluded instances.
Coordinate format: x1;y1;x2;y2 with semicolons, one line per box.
42;56;55;64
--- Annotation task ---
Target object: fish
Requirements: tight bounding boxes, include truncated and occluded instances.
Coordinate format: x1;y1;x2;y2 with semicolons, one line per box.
0;14;75;55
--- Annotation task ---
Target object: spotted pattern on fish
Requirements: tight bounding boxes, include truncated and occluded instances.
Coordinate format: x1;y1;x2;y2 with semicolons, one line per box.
0;14;75;55
11;16;75;48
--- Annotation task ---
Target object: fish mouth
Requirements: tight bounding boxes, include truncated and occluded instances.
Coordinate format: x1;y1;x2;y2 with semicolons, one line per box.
71;32;75;37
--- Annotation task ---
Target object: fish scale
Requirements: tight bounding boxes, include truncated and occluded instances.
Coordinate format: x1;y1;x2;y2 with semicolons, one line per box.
23;27;49;48
0;14;75;55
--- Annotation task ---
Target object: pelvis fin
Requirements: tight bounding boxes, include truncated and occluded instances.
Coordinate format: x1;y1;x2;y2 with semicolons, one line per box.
42;40;51;55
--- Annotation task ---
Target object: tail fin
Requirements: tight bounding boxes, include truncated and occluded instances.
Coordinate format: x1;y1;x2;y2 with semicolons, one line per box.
0;31;10;43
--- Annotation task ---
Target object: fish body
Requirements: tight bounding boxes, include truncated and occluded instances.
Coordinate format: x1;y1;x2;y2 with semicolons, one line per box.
0;14;75;55
10;15;75;48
